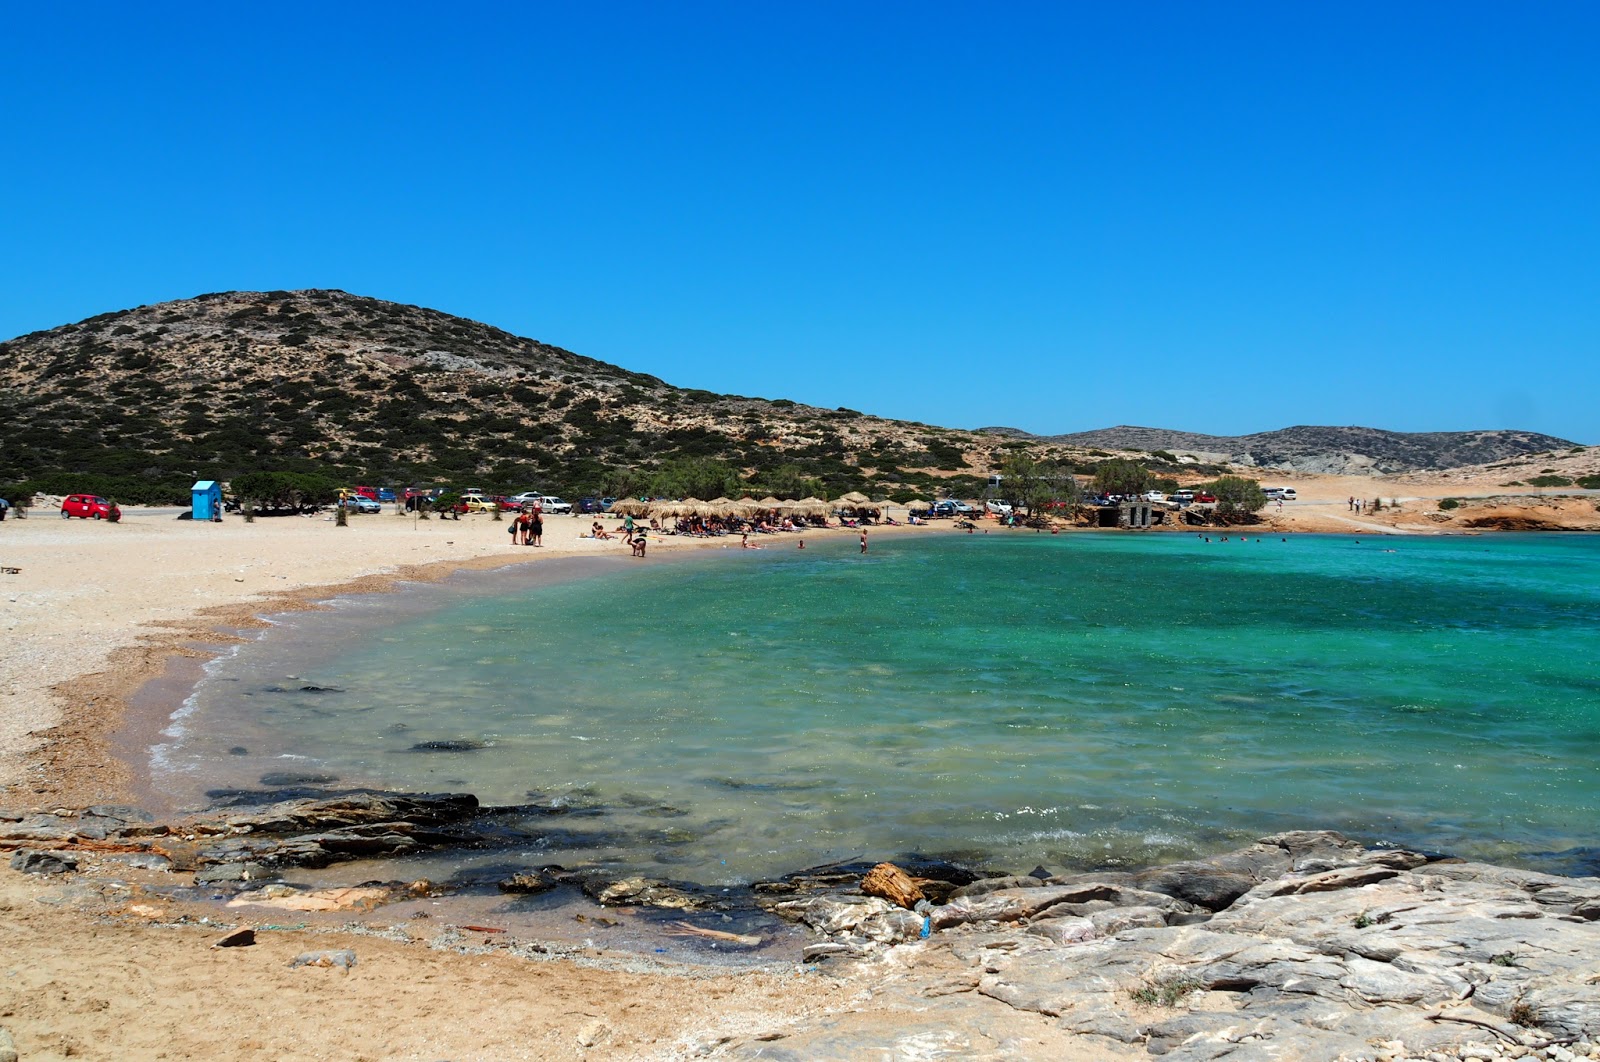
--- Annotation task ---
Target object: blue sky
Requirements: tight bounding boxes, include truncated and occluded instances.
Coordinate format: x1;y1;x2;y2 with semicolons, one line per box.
2;2;1595;441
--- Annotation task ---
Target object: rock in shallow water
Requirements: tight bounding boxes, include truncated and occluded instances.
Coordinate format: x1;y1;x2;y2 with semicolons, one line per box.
257;771;340;787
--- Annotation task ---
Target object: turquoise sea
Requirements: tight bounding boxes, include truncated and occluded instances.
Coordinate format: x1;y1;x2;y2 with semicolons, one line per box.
153;532;1600;884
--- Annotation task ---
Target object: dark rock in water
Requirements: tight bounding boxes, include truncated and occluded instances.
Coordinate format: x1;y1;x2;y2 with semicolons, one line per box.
754;856;989;909
228;747;249;756
298;685;343;693
582;875;725;911
498;868;565;894
704;776;827;792
171;790;489;872
1524;845;1600;878
408;740;487;752
9;849;79;876
258;771;340;787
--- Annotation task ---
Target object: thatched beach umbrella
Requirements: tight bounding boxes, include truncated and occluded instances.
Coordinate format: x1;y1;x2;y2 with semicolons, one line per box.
837;491;871;506
757;496;784;509
905;499;932;511
610;498;652;517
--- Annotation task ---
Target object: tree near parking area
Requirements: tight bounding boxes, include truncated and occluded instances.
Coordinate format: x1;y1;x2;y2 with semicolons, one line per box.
998;452;1081;518
1091;458;1153;497
1203;475;1268;516
230;471;338;514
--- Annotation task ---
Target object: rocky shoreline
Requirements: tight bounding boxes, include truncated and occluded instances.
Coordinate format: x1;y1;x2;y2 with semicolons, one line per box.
4;790;1599;1060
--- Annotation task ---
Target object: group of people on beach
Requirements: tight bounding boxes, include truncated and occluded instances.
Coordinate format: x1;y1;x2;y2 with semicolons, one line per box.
508;506;544;546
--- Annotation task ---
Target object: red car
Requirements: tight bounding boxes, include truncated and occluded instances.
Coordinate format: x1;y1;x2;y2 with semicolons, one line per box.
60;494;121;521
1195;492;1218;504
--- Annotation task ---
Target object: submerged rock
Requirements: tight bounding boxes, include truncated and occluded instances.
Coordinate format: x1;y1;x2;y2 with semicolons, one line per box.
407;740;487;752
498;868;565;894
257;771;340;787
583;875;721;911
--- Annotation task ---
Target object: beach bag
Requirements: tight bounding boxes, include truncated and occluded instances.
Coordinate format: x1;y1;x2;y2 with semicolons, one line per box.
507;521;518;536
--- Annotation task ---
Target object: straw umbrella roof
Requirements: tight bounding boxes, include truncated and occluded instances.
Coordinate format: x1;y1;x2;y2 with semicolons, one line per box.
837;491;871;506
610;498;651;516
756;496;784;508
905;499;932;511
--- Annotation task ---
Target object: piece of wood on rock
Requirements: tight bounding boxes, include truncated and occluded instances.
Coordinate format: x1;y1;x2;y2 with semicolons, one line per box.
861;862;925;909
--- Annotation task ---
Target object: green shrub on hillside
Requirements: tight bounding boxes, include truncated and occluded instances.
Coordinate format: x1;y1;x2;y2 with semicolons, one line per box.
1528;474;1573;487
1439;498;1461;510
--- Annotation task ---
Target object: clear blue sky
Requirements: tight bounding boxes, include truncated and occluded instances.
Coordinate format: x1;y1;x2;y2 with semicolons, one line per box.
2;2;1595;442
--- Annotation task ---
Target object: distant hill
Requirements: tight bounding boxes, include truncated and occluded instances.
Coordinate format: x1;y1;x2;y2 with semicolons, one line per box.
3;290;1574;504
983;424;1581;475
0;290;1035;502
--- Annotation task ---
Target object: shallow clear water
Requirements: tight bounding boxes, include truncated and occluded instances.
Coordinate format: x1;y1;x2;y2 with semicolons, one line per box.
155;532;1600;883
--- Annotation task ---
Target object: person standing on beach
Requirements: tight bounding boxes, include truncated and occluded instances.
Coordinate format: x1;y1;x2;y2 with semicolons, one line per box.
860;528;868;554
531;506;544;547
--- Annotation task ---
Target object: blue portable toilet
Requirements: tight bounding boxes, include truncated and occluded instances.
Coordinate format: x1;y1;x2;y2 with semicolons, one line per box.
191;480;222;521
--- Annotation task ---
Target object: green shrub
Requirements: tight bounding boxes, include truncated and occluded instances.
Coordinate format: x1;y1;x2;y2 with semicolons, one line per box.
1129;974;1202;1007
1577;475;1600;489
1439;498;1460;510
1528;474;1573;487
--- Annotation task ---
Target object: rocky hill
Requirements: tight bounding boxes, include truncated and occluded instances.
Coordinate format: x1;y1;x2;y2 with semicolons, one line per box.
0;290;1062;502
987;424;1582;475
4;290;1577;502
